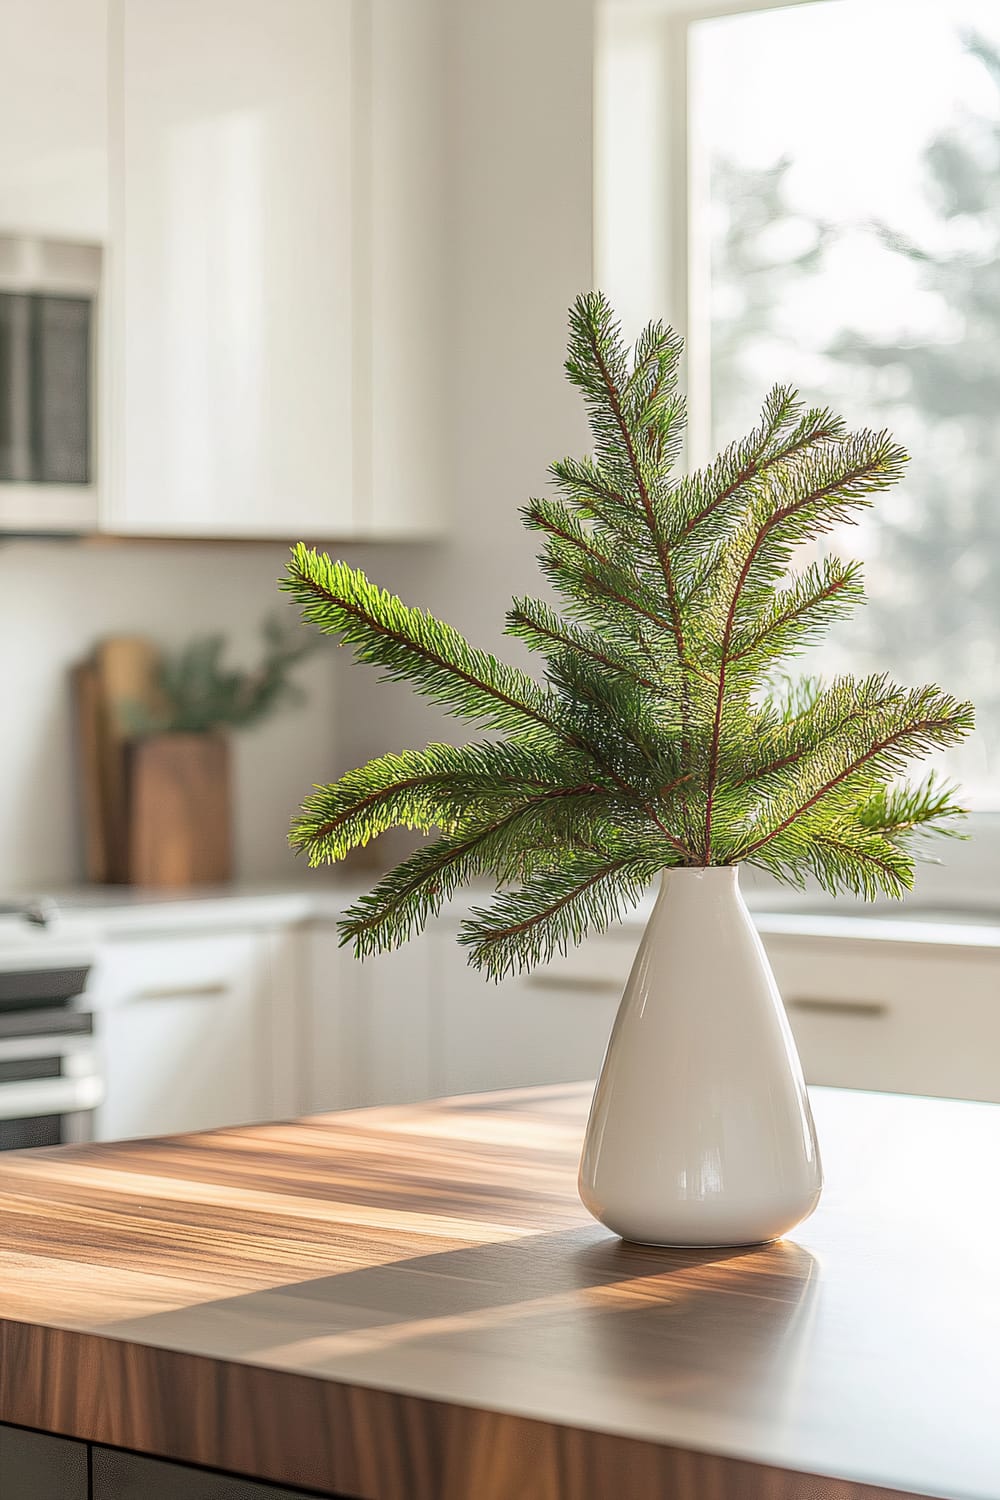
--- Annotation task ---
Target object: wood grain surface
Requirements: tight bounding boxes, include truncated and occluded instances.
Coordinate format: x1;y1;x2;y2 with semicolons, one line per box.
128;731;232;888
93;635;164;882
0;1085;998;1500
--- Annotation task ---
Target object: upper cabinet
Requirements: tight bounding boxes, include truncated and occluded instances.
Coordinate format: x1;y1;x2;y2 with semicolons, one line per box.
107;0;346;538
0;0;109;242
0;0;445;540
0;1;106;533
105;0;446;540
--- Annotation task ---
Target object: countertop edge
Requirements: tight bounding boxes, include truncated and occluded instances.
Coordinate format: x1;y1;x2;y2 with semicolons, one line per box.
0;1317;927;1500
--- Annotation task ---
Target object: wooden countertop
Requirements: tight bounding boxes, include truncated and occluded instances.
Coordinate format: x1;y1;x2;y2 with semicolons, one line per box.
0;1086;998;1500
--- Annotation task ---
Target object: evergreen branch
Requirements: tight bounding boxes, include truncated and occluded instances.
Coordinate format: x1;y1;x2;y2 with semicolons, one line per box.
808;827;911;900
701;438;906;859
549;455;631;512
283;546;563;743
748;820;913;900
290;742;591;863
505;597;673;697
727;559;864;663
567;295;691;680
733;691;975;861
731;433;908;596
523;501;676;637
669;392;846;547
625;318;684;407
703;680;729;865
543;654;694;861
715;436;906;620
548;457;655;551
289;294;975;970
536;546;679;642
339;788;624;956
522;499;623;572
459;846;669;978
734;674;901;788
858;772;968;845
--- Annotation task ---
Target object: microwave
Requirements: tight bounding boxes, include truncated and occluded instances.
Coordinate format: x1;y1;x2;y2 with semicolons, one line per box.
0;234;100;533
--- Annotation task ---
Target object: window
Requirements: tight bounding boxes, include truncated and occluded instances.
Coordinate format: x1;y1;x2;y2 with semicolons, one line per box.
599;0;1000;815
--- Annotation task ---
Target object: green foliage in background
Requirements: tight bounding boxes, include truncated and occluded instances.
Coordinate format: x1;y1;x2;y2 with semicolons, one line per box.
282;293;974;977
131;615;319;736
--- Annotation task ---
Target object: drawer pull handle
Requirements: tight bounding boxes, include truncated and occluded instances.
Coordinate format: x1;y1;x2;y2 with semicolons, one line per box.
525;975;623;996
131;982;229;1002
787;996;888;1019
0;1072;103;1118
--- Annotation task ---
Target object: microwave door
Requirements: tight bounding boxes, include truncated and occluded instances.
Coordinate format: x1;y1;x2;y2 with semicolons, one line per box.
0;232;100;535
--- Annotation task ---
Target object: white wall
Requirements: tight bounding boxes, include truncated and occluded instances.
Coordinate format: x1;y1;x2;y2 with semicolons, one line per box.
0;539;337;888
334;0;597;788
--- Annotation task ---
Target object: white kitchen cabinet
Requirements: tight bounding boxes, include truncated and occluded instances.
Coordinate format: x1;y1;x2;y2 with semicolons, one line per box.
305;923;435;1111
104;0;445;540
436;919;1000;1106
302;925;363;1113
106;0;353;538
304;920;625;1111
762;932;1000;1105
89;929;276;1139
0;0;108;241
435;927;632;1097
72;889;1000;1146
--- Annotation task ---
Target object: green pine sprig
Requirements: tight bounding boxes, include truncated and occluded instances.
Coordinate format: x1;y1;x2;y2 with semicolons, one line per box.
281;291;975;977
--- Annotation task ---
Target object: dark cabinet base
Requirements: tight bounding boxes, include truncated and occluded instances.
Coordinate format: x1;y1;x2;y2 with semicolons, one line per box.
0;1425;347;1500
0;1424;88;1499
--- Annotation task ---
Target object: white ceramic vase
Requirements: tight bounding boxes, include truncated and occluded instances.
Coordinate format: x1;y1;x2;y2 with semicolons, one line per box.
579;865;822;1247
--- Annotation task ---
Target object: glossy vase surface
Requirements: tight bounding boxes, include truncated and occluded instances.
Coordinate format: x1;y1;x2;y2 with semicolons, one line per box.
579;866;822;1247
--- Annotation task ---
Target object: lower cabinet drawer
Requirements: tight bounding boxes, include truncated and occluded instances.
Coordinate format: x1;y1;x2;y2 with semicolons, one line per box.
533;928;637;991
92;1446;340;1499
436;928;636;1096
762;935;1000;1103
90;932;270;1139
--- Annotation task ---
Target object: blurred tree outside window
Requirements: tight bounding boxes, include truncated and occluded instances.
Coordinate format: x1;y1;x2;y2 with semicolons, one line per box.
692;0;1000;802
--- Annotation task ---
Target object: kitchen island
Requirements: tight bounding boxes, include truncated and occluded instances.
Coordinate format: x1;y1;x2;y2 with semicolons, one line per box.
0;1085;997;1500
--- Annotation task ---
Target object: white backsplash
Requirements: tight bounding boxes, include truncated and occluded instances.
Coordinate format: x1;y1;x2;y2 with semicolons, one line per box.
0;537;338;889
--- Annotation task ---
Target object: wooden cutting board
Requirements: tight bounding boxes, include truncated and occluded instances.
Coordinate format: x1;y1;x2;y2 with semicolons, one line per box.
68;659;109;884
93;636;164;882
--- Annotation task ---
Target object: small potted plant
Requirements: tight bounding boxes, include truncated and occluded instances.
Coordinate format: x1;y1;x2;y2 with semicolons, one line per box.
283;293;973;1247
123;616;318;889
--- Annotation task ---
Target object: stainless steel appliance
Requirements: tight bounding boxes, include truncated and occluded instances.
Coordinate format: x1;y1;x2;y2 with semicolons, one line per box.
0;234;101;533
0;906;101;1149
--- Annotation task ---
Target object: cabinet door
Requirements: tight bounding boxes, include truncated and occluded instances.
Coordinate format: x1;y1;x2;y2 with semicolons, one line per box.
106;0;355;538
0;0;107;241
0;1424;87;1500
305;924;434;1111
91;931;270;1139
437;929;631;1096
303;924;363;1113
92;1446;326;1499
762;934;1000;1103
